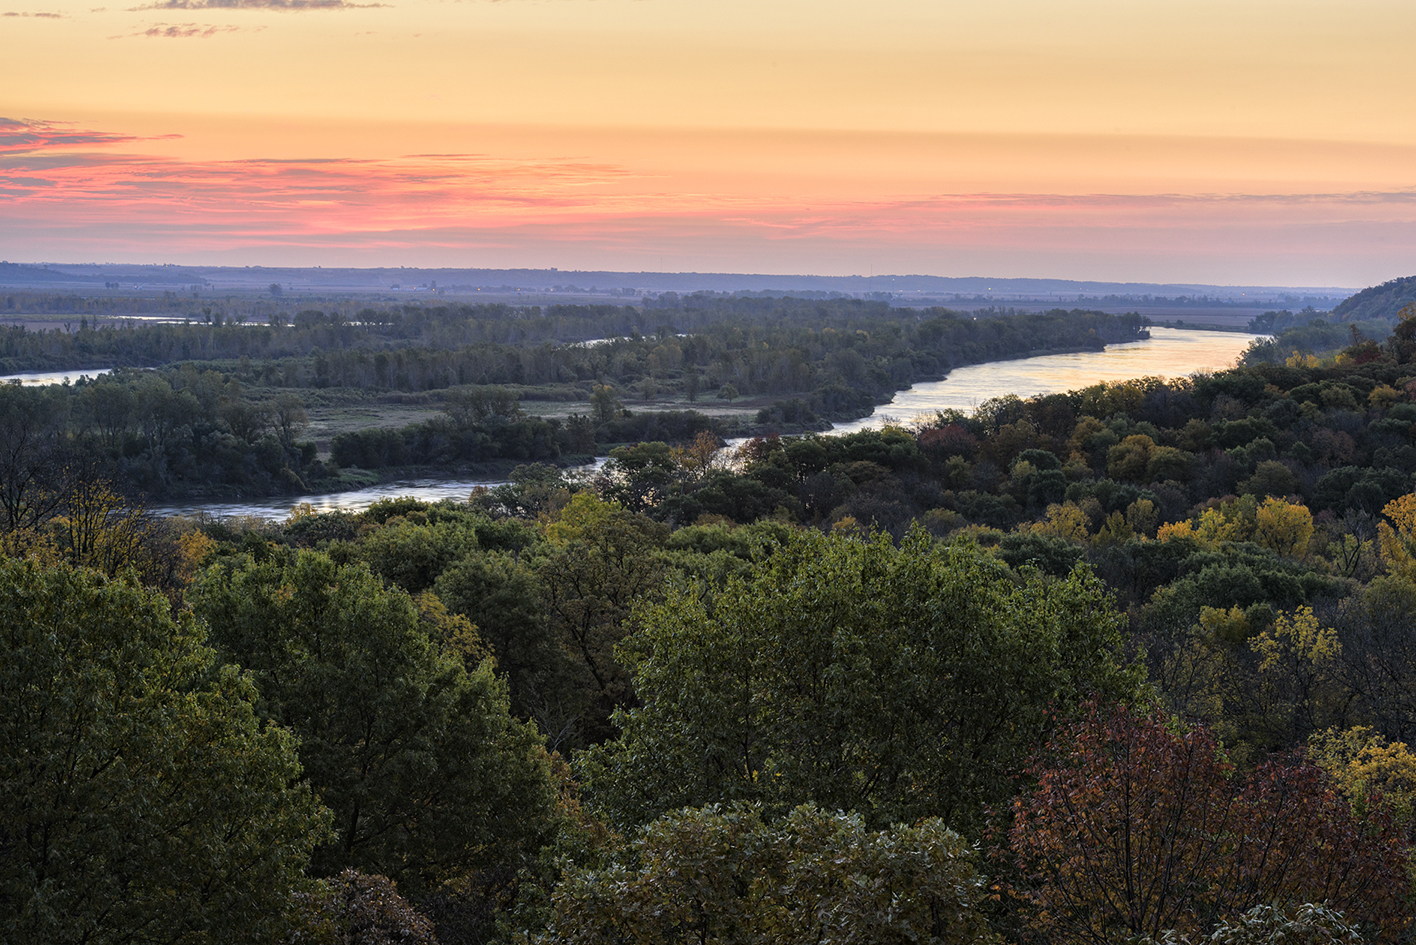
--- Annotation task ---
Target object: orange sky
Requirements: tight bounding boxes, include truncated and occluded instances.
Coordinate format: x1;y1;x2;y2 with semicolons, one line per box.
3;0;1415;284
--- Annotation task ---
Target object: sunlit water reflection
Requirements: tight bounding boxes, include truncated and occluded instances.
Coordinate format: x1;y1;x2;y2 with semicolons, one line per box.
151;459;609;521
1;369;112;386
829;327;1260;435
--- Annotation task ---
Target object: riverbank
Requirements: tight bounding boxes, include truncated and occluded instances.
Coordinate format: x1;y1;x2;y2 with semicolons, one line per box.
153;327;1258;520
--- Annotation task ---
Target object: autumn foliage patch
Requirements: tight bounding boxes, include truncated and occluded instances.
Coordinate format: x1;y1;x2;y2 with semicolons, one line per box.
1008;702;1410;943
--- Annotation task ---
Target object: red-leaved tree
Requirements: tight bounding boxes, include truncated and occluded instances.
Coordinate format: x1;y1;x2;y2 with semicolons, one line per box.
1009;702;1410;943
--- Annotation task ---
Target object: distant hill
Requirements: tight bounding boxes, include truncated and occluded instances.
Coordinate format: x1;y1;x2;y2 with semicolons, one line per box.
0;262;103;285
1330;275;1416;322
0;262;1354;306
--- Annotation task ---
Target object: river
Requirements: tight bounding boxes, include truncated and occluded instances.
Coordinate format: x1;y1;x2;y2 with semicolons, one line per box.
1;369;112;386
152;326;1260;520
830;326;1259;434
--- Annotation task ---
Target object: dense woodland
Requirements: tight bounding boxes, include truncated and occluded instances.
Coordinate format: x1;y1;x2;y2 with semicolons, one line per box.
0;300;1145;498
8;291;1416;944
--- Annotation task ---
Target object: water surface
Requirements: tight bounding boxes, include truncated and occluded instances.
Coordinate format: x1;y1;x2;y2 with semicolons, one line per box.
151;458;608;520
830;327;1259;435
1;368;112;386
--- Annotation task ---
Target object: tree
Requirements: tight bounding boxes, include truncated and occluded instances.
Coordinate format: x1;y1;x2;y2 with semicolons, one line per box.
48;474;193;592
444;386;524;427
1249;606;1347;745
291;870;437;945
1333;575;1416;743
1253;496;1313;558
1307;725;1416;823
0;558;331;945
273;392;309;454
1107;433;1155;481
356;515;480;593
1196;903;1364;945
1377;491;1416;581
590;384;621;424
434;549;576;742
190;548;558;899
597;442;679;513
581;527;1142;832
0;382;69;545
670;430;724;482
1008;702;1409;944
219;398;271;445
535;803;996;945
535;493;669;746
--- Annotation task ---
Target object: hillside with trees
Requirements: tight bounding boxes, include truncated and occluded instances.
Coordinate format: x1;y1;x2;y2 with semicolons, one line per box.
8;296;1416;944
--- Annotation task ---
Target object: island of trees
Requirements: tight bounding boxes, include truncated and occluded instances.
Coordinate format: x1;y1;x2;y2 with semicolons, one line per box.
6;286;1416;944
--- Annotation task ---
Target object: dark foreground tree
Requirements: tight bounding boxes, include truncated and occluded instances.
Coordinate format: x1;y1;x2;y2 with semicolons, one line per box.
581;527;1142;833
291;870;438;945
535;803;996;945
0;558;331;945
191;548;559;900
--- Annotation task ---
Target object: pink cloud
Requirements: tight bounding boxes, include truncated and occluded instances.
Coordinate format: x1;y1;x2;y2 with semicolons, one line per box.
3;117;1416;284
0;126;637;237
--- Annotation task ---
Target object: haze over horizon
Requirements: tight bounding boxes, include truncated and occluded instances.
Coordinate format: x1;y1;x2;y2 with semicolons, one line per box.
4;0;1415;287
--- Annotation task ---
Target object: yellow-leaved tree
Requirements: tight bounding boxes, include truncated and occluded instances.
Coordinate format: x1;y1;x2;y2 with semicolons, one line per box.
1253;496;1314;559
1249;606;1346;745
1309;725;1416;822
1377;493;1416;581
1033;502;1089;541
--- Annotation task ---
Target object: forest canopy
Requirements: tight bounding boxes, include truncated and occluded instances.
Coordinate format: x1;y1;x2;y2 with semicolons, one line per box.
8;291;1416;944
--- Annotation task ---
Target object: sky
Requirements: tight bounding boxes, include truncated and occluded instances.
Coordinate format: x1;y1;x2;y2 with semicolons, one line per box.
3;0;1416;286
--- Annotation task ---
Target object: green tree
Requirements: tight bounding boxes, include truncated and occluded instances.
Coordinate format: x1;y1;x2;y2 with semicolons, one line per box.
273;392;309;454
535;803;996;945
0;382;69;543
581;527;1141;832
0;558;330;945
355;515;480;593
434;549;576;742
190;548;558;898
590;384;621;424
536;493;669;746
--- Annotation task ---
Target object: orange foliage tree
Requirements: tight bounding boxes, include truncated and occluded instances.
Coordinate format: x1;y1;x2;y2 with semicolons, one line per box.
1009;702;1410;943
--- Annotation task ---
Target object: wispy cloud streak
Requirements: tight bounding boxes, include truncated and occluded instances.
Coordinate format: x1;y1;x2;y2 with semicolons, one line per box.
123;21;246;35
0;118;165;153
130;0;386;10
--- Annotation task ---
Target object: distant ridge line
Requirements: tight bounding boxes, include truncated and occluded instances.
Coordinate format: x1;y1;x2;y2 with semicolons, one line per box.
0;261;1358;301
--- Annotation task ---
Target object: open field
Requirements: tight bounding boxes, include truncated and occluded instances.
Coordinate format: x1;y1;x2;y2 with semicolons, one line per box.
283;388;765;458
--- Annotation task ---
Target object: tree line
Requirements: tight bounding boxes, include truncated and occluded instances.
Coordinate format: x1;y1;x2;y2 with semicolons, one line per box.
0;302;1147;499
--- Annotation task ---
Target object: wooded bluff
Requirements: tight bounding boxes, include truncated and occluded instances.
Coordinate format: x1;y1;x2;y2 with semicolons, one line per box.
5;294;1416;945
